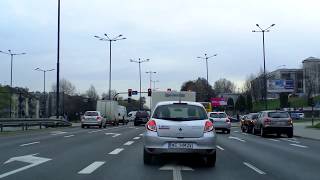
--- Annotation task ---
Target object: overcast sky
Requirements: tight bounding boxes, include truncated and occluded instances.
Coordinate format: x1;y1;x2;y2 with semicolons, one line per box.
1;0;320;98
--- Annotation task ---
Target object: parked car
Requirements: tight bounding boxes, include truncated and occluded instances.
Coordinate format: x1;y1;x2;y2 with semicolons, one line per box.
134;111;150;126
143;101;216;166
128;111;137;122
81;111;106;128
240;113;259;133
253;111;293;138
290;113;301;120
208;112;231;134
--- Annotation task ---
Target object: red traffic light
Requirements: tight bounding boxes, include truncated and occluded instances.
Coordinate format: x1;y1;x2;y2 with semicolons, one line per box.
148;88;152;96
128;89;132;97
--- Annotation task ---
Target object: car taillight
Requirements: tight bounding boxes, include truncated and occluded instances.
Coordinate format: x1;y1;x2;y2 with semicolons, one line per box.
264;118;271;125
204;120;214;132
288;118;293;125
96;116;102;121
146;120;157;132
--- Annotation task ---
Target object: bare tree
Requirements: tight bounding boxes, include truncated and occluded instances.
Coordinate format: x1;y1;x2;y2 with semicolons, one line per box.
214;78;236;94
85;85;99;100
101;90;118;100
52;78;76;95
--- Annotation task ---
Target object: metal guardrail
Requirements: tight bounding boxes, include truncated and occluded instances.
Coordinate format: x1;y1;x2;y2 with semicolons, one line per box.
0;118;72;132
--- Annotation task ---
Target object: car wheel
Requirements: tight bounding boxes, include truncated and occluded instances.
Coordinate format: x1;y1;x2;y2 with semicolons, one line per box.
287;130;293;138
81;124;84;128
276;132;281;137
143;149;153;165
260;127;266;137
226;129;231;134
134;122;138;126
241;126;245;132
206;152;216;167
103;123;107;128
252;127;257;135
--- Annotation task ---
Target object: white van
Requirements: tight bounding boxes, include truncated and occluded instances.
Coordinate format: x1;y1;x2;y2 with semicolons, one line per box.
118;105;128;125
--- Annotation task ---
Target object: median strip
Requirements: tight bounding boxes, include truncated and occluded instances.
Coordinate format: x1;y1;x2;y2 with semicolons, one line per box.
20;141;40;147
243;162;266;175
78;161;105;174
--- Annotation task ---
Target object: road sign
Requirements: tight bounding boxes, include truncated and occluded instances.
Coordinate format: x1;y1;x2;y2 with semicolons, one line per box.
0;153;51;179
132;91;138;95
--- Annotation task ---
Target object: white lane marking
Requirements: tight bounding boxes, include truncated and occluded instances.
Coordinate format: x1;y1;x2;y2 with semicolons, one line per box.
133;137;141;140
241;133;248;135
0;154;51;179
243;162;266;175
216;145;224;151
234;131;239;133
50;131;67;135
78;161;105;174
105;133;121;137
228;136;246;142
282;139;300;144
123;141;135;146
112;134;121;138
139;134;143;136
135;128;139;130
88;129;104;134
290;144;308;148
20;142;40;147
64;135;74;138
159;164;193;180
108;148;124;155
269;139;280;142
129;127;134;129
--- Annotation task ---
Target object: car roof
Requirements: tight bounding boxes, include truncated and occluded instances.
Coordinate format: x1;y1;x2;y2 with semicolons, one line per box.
155;101;203;107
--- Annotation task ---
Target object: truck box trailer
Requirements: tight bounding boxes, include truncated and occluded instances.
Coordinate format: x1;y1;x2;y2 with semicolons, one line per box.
96;100;119;125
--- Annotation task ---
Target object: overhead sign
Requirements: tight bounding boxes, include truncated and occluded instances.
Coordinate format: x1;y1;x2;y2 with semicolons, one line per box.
132;91;138;95
267;79;294;93
211;98;227;107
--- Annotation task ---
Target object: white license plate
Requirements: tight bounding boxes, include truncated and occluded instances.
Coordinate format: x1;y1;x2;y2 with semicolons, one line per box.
168;143;193;149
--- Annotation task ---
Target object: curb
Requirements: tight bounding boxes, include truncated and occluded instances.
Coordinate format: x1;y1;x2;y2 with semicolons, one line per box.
294;135;320;141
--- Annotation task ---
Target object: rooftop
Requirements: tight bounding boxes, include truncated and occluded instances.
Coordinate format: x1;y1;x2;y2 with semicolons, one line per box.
303;57;320;63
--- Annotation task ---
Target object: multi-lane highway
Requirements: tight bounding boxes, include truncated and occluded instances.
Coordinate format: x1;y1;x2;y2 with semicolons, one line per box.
0;124;319;180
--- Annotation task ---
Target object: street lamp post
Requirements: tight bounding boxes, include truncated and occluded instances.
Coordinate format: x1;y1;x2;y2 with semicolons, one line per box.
152;80;159;90
197;53;217;100
56;0;61;118
35;68;55;117
146;71;157;90
130;58;150;110
252;24;276;110
0;50;26;118
94;34;126;100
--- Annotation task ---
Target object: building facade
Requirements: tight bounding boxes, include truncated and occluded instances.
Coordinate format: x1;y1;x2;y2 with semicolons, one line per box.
303;57;320;97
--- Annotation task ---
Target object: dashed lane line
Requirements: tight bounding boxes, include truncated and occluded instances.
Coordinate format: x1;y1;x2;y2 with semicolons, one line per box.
216;145;224;151
78;161;105;174
282;139;300;144
268;139;280;142
243;162;266;175
64;135;74;138
290;144;308;148
133;137;141;140
139;134;143;136
123;141;135;146
20;142;40;147
108;148;124;155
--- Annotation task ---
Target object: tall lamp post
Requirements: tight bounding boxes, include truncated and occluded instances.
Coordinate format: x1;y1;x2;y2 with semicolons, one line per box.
94;34;126;100
152;80;159;90
146;71;157;90
197;53;217;100
252;23;275;110
130;58;150;110
0;50;26;118
35;68;55;117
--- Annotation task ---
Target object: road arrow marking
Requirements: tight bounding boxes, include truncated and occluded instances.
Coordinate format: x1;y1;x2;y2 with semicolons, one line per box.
228;136;246;142
159;164;193;180
105;133;121;137
0;154;51;179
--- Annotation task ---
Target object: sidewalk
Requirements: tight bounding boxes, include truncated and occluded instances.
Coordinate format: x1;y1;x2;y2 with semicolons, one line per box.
294;121;320;140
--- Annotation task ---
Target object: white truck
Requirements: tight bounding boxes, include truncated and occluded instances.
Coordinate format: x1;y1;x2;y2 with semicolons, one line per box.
96;100;119;125
117;105;128;125
151;91;196;112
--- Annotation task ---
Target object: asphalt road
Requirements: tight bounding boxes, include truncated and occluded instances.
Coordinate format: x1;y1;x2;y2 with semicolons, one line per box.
0;123;319;180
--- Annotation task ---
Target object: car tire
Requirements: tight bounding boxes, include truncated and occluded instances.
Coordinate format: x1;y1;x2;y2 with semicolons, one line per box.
226;129;230;134
252;127;257;135
276;132;281;137
134;122;138;126
206;152;216;167
241;126;245;132
260;127;266;137
143;149;153;165
287;130;293;138
81;125;84;128
103;123;107;128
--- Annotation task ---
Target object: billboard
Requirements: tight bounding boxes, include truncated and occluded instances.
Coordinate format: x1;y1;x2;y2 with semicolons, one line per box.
210;97;227;107
267;79;294;93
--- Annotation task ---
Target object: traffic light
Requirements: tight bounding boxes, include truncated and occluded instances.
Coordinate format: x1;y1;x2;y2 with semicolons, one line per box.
128;89;132;97
148;88;152;96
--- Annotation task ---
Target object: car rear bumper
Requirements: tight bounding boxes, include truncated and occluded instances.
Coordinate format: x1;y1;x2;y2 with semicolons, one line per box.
81;122;102;125
214;123;231;130
143;131;216;155
264;126;293;133
134;119;148;124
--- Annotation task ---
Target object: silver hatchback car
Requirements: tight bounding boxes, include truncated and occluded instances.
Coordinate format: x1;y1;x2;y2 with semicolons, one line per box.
143;101;217;166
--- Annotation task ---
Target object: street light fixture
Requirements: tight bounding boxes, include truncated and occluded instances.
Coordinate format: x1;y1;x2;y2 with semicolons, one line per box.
252;23;276;110
0;50;26;118
130;58;150;110
94;34;126;100
35;68;55;117
197;53;217;100
145;71;157;90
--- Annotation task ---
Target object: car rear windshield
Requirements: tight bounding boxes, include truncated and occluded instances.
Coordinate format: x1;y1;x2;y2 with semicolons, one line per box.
152;104;207;121
210;113;227;118
136;111;149;118
251;114;259;119
268;112;289;118
85;112;99;116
